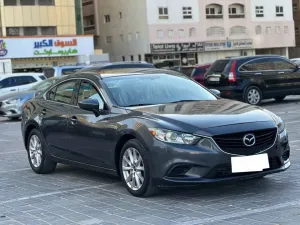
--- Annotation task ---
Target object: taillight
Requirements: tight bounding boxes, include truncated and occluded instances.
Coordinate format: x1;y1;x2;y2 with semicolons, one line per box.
228;60;237;83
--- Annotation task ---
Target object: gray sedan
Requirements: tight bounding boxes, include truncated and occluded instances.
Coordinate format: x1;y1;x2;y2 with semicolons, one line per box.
0;77;59;120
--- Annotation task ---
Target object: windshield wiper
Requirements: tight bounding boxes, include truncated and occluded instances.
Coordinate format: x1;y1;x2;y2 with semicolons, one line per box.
169;100;200;104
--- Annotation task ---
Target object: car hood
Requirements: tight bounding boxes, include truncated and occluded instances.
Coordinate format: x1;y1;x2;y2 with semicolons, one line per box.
0;90;36;101
128;99;276;130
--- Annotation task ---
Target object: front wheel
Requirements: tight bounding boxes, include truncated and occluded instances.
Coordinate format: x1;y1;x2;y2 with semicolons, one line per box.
27;129;57;174
120;139;157;197
244;86;262;105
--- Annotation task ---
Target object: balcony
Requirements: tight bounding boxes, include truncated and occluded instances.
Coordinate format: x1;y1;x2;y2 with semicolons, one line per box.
229;4;245;19
206;4;223;19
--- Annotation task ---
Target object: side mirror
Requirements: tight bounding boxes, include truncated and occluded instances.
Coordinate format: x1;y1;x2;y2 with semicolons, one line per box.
210;89;221;97
78;98;102;117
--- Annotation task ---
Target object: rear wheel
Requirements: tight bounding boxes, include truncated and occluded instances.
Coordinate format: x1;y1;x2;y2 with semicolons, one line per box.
274;96;286;102
244;86;262;105
119;139;157;197
27;129;57;174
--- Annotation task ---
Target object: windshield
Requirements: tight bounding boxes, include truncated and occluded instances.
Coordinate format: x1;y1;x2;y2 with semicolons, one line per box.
102;74;217;107
29;78;59;91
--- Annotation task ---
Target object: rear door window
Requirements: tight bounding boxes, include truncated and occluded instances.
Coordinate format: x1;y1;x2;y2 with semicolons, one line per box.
206;60;230;75
239;58;274;72
20;76;37;85
272;58;297;71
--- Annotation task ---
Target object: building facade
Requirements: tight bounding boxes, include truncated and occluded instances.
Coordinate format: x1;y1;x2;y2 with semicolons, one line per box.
290;0;300;58
0;0;93;71
85;0;295;65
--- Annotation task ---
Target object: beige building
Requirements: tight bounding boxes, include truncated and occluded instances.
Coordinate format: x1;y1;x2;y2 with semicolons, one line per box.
0;0;96;71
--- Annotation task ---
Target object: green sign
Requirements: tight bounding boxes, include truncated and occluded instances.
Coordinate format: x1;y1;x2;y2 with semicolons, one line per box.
33;48;78;56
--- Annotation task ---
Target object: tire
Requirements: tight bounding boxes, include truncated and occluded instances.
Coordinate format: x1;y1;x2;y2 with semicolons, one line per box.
274;96;286;102
244;86;262;105
119;139;158;197
27;129;57;174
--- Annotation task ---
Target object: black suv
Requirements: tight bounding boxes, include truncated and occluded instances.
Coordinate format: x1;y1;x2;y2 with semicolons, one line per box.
204;55;300;105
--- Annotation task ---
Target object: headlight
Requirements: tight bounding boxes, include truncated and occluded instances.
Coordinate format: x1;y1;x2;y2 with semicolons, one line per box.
276;116;285;134
6;98;22;104
148;128;199;145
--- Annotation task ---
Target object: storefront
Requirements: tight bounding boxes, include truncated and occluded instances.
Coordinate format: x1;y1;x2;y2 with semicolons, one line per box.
147;39;255;66
0;35;94;72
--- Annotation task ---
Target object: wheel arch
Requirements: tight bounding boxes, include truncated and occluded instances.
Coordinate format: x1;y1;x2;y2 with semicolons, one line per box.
24;121;40;151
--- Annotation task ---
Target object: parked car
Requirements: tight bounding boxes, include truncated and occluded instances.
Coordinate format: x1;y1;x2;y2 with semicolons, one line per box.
191;64;211;85
0;73;46;97
204;55;300;105
0;77;60;119
22;68;290;197
171;66;195;77
290;58;300;65
43;66;87;78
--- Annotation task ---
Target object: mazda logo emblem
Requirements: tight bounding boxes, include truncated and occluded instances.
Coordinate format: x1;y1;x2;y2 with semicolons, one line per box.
243;134;256;147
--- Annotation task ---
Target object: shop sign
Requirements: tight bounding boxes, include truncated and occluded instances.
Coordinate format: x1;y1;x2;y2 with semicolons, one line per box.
150;42;204;53
0;36;94;59
205;39;253;51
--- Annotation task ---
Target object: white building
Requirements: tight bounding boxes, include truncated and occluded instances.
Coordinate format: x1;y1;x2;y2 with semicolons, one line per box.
84;0;295;65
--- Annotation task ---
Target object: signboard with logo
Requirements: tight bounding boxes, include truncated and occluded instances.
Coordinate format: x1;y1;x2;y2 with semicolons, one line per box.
0;36;94;59
150;42;204;53
205;39;253;51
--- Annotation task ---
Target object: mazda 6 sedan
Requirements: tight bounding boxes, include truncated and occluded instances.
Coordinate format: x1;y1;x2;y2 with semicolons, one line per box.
21;69;291;197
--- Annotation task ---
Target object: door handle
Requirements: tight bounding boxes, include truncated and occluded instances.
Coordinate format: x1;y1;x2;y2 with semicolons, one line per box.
10;89;16;91
254;73;262;75
69;116;77;125
41;109;46;115
278;72;285;74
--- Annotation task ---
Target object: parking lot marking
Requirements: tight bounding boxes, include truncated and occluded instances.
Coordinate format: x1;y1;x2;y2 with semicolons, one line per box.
0;150;24;155
0;168;30;173
290;140;300;143
286;120;300;124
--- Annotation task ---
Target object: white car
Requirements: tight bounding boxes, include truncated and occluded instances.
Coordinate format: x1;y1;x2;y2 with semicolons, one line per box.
290;58;300;65
0;73;46;96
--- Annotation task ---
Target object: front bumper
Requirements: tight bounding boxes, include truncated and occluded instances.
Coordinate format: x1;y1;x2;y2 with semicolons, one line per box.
149;130;290;187
0;101;22;118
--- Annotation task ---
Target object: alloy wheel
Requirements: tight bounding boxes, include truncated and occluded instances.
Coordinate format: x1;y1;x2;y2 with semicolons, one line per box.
247;89;260;105
122;147;145;191
29;135;43;168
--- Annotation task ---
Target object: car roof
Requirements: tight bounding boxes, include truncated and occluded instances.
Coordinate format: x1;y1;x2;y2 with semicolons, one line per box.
82;61;155;70
0;73;43;80
224;54;286;61
52;66;86;69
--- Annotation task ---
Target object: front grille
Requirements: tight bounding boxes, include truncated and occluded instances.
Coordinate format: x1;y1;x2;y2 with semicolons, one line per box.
213;128;277;155
205;157;281;178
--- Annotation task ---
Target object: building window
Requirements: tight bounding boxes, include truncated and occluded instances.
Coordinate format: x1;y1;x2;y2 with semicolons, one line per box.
122;56;125;61
4;0;17;5
206;27;225;37
293;2;298;11
284;26;289;34
168;29;174;37
255;6;264;17
104;15;110;23
41;26;57;35
20;0;35;5
38;0;54;5
105;36;112;44
179;29;185;37
266;26;272;34
136;32;140;40
138;55;142;61
24;27;38;35
119;12;122;18
128;33;132;41
120;34;124;41
131;55;134;61
82;1;93;6
206;4;223;19
182;7;192;19
275;26;281;34
229;4;245;18
158;7;169;19
255;26;262;35
189;28;196;37
6;27;20;36
295;27;299;36
230;26;246;36
157;30;163;39
83;15;95;31
276;6;284;17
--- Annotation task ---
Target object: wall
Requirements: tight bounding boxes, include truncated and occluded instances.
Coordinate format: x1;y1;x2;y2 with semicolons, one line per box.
0;0;76;36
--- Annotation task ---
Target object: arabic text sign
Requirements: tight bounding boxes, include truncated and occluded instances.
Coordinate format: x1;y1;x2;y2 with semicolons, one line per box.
0;36;94;59
205;39;253;51
150;42;204;53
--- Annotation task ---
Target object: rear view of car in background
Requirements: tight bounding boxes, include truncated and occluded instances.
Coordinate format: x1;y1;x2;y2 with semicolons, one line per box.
43;66;86;78
204;55;300;105
191;64;211;85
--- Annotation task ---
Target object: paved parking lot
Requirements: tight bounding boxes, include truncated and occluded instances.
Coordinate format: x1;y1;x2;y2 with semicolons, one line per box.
0;97;300;225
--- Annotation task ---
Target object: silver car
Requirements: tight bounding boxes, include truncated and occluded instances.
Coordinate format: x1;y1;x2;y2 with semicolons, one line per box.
0;77;59;120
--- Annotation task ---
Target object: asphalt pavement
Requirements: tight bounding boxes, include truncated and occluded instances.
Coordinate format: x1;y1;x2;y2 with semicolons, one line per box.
0;97;300;225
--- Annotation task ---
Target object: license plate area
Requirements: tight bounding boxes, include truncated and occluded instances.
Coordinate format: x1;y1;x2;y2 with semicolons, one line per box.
231;154;270;173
